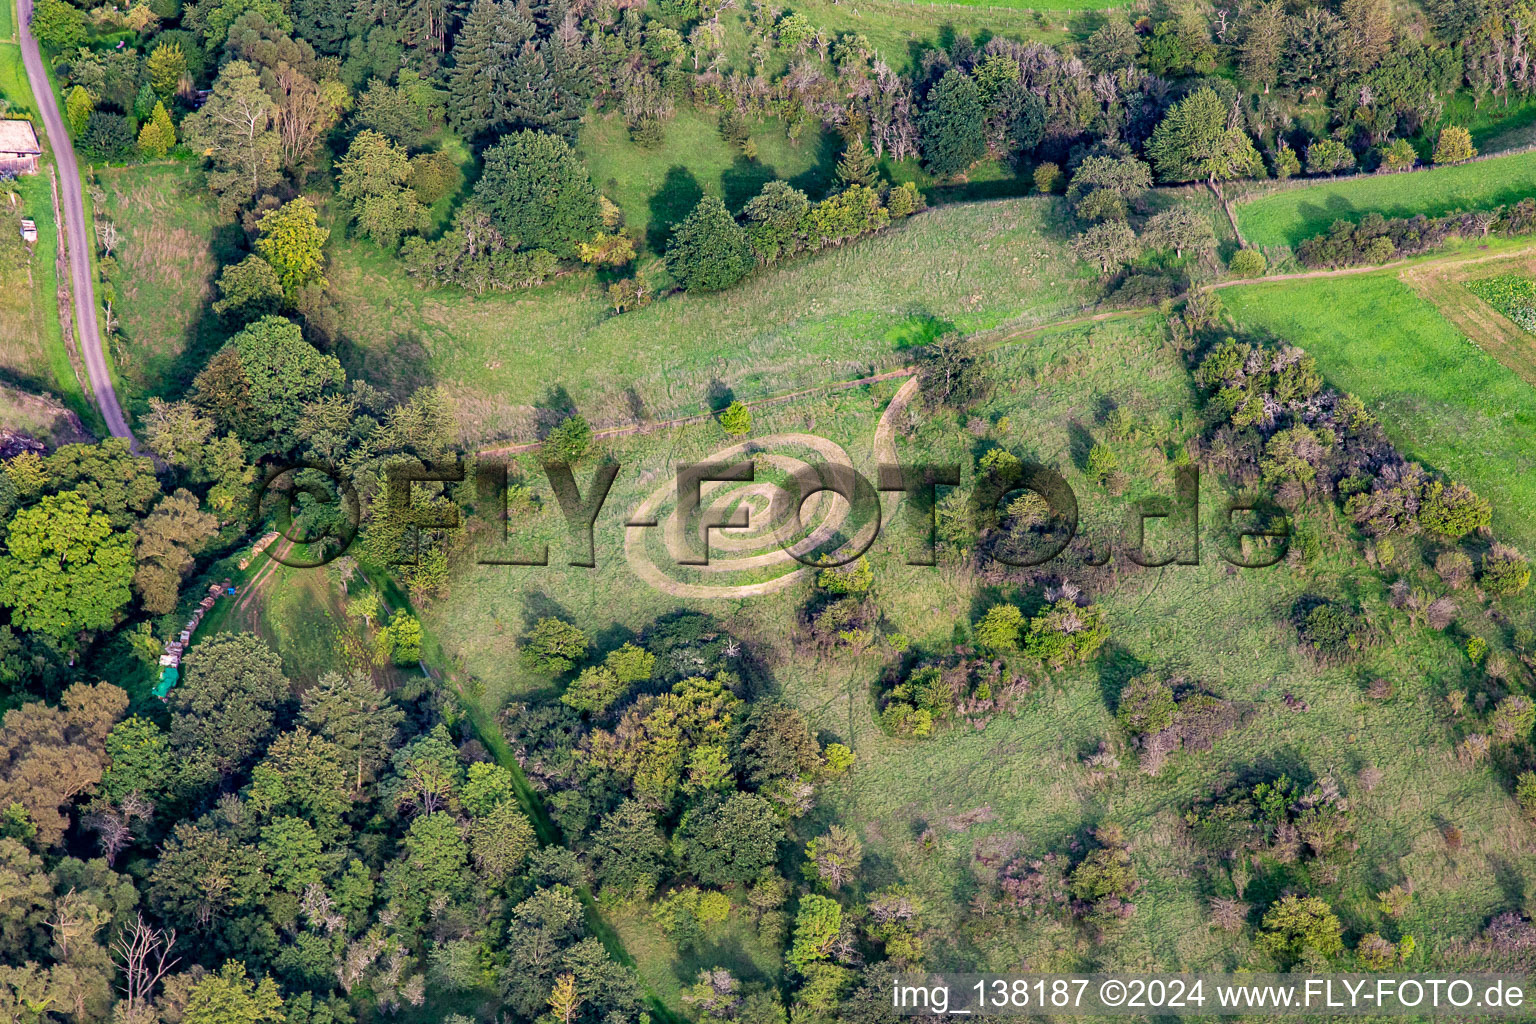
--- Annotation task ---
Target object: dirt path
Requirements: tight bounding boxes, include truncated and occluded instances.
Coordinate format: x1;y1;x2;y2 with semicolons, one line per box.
1400;249;1536;388
16;0;138;449
229;537;294;623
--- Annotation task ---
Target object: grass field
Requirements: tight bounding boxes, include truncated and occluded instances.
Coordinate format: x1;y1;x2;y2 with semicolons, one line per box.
1235;150;1536;250
0;46;31;115
330;193;1100;440
757;0;1075;75
578;107;839;252
413;312;1534;984
890;0;1126;9
0;166;95;423
1222;270;1536;551
93;162;235;414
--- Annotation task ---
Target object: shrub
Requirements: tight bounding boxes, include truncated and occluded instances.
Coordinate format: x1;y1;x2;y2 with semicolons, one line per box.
32;0;86;49
474;131;601;259
1435;550;1473;589
1260;895;1344;967
541;415;592;465
1418;481;1491;539
605;642;656;684
1024;599;1109;667
1306;139;1356;175
1378;138;1417;172
137;101;176;158
520;618;590;675
1032;161;1062;194
808;185;889;248
1229;248;1266;278
1116;672;1176;736
1492;694;1534;744
1086;443;1118;481
1297;602;1364;661
881;703;933;738
817;556;872;595
1377;883;1413;919
1481;543;1531;596
409;150;463;205
1432;126;1476;165
607;277;652;314
383;613;423;664
665;195;754;293
717;400;752;437
561;665;625;713
1467;635;1488;666
1355;933;1398;971
576;233;637;267
886;181;926;218
823;743;855;774
1072;221;1140;274
1274;145;1301;180
1517;771;1536;821
81;112;134;158
973;604;1024;652
1068;840;1137;903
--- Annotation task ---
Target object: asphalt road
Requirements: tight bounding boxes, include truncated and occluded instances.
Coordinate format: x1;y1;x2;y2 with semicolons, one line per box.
17;0;138;447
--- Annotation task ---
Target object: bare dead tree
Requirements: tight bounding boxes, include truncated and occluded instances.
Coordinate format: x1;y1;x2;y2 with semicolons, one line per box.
86;811;132;865
97;220;121;258
112;914;179;1017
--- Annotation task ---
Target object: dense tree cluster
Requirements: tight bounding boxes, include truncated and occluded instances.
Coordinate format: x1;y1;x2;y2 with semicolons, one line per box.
1297;201;1536;268
0;634;668;1024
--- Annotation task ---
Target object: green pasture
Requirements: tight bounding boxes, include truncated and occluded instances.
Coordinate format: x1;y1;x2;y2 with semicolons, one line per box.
1235;151;1536;250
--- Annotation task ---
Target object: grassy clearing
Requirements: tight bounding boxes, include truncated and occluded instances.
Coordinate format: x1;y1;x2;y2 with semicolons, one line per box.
0;172;94;420
892;0;1127;10
93;162;233;413
774;0;1074;75
1434;92;1536;156
330;194;1099;440
578;107;839;251
1235;150;1536;250
1222;270;1536;550
419;313;1532;976
0;381;88;444
77;164;1106;444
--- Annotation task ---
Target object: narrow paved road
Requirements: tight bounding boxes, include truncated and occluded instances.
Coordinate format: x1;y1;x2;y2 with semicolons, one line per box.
17;0;138;446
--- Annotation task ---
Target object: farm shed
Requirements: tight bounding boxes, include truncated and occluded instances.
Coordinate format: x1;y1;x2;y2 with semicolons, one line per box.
0;121;41;176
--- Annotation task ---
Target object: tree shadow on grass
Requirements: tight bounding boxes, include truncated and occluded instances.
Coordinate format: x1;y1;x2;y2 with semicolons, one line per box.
720;154;775;213
786;129;842;200
1095;643;1146;718
150;219;248;407
646;166;704;256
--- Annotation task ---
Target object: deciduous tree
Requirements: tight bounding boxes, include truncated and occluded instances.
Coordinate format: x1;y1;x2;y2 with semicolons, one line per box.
665;195;753;293
0;492;134;637
1146;88;1264;185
